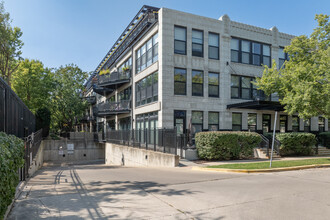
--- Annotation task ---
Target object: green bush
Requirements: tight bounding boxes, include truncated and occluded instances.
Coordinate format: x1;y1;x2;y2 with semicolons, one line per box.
319;132;330;148
195;131;262;160
276;133;316;156
0;132;25;219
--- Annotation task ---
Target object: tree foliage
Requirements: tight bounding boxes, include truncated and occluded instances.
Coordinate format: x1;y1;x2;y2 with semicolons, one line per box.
256;14;330;119
0;2;23;85
11;59;54;113
51;64;88;133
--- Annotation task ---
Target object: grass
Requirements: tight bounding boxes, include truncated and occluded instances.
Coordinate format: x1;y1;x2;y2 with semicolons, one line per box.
207;158;330;170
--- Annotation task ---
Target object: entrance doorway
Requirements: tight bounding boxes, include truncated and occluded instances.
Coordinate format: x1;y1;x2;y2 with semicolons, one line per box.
262;114;271;133
174;110;186;135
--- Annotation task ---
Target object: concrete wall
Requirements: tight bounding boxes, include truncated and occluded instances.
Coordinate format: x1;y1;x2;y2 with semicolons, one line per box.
43;139;105;163
105;143;179;167
28;141;45;177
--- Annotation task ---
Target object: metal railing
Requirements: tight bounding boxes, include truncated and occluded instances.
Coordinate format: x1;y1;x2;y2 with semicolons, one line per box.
97;100;131;115
19;129;43;181
98;70;131;86
84;96;96;104
0;77;35;138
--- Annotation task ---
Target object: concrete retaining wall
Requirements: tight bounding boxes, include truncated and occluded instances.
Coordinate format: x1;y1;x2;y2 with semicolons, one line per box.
105;143;179;167
43;139;105;163
28;141;45;177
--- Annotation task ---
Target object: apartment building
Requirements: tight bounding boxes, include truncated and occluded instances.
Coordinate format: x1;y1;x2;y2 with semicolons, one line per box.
79;5;329;136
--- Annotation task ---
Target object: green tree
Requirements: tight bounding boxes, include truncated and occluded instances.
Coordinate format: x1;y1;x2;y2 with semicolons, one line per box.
51;64;88;133
0;2;23;86
11;59;54;113
256;14;330;119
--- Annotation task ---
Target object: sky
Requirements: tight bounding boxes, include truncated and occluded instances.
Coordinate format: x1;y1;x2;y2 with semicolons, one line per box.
3;0;330;73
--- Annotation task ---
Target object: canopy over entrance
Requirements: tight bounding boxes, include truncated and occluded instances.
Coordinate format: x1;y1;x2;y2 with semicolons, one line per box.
227;100;284;111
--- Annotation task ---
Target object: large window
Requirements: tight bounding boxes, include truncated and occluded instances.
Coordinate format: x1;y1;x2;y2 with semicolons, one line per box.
192;111;203;135
118;57;132;78
231;38;271;66
232;113;242;131
192;70;203;96
319;117;325;132
231;75;257;99
118;87;131;101
248;113;257;132
280;115;287;133
304;119;310;132
136;112;158;143
208;112;219;131
208;72;219;97
292;116;299;132
192;29;203;57
136;33;158;74
174;110;186;135
135;72;158;107
278;47;289;68
208;32;219;60
174;26;186;55
174;68;187;95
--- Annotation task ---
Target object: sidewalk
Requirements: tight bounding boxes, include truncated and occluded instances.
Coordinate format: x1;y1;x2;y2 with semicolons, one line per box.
179;156;330;167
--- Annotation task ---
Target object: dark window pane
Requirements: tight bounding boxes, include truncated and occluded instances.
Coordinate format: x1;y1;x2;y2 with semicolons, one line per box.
242;52;249;64
209;85;219;97
192;84;203;96
241;88;250;99
262;56;270;67
231;50;239;62
231;88;239;98
174;82;186;95
192;43;203;57
253;54;260;65
209;46;219;59
252;43;261;54
174;41;186;54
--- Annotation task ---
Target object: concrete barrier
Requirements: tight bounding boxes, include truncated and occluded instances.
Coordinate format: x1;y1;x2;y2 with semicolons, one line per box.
105;143;179;167
28;141;45;177
43;139;105;163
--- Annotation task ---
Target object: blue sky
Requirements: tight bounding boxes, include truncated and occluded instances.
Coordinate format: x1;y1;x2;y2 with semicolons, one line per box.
4;0;330;73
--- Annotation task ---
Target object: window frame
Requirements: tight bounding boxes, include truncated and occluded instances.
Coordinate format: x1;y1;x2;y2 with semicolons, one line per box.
192;69;204;97
135;72;158;107
192;111;204;135
248;113;257;132
174;25;187;55
192;29;204;57
208;72;219;98
208;32;219;60
231;75;257;100
174;68;187;95
292;115;300;132
135;33;158;74
319;117;325;132
208;111;219;131
232;112;242;131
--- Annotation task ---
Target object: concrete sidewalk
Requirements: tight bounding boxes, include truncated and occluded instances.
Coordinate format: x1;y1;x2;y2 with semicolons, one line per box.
179;156;330;167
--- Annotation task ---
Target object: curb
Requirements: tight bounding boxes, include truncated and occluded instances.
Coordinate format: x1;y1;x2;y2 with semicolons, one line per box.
192;164;330;173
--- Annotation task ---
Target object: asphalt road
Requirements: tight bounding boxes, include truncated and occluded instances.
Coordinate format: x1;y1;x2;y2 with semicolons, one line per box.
7;163;330;220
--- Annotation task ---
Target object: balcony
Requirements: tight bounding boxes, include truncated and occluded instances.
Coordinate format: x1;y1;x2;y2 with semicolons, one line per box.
79;114;95;123
84;96;96;105
93;84;114;96
98;70;131;89
97;100;131;117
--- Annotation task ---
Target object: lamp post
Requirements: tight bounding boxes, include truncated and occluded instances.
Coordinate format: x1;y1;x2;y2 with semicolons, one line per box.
270;111;278;168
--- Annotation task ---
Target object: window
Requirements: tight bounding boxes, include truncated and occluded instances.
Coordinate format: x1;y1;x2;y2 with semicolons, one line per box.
248;113;257;132
192;111;203;135
231;75;257;99
208;112;219;131
174;26;186;55
136;112;158;143
263;114;271;133
118;87;131;101
304;119;310;132
208;72;219;97
208;33;219;59
278;47;288;68
319;117;325;132
174;68;187;95
192;70;203;96
136;33;158;74
231;38;271;66
292;116;299;132
280;115;287;133
192;29;203;57
232;113;242;131
135;72;158;107
118;57;132;79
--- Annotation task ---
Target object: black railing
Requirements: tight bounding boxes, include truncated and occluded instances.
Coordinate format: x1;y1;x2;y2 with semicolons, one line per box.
105;128;193;155
19;129;43;181
98;70;131;86
84;96;96;104
0;77;35;138
97;100;131;115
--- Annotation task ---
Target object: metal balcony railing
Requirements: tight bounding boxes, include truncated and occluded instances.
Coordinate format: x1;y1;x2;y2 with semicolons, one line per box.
98;70;131;87
97;100;131;116
84;96;96;104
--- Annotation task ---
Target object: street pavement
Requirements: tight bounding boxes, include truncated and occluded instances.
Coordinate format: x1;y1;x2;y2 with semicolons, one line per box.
7;163;330;220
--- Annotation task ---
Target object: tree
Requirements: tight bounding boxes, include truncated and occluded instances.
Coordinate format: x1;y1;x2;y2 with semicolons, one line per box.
255;14;330;119
0;2;23;85
51;64;88;133
36;107;51;138
11;59;54;113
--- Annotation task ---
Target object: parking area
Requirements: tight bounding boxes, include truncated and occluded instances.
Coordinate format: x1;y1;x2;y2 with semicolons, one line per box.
7;163;330;219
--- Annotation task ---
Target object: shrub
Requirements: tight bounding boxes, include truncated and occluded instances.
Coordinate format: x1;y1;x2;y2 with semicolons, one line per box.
276;133;316;156
319;132;330;148
195;131;262;160
0;132;25;219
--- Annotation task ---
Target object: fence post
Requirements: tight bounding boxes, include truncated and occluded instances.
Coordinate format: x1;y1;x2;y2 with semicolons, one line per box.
154;127;156;151
145;128;148;150
173;127;177;155
163;128;165;153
